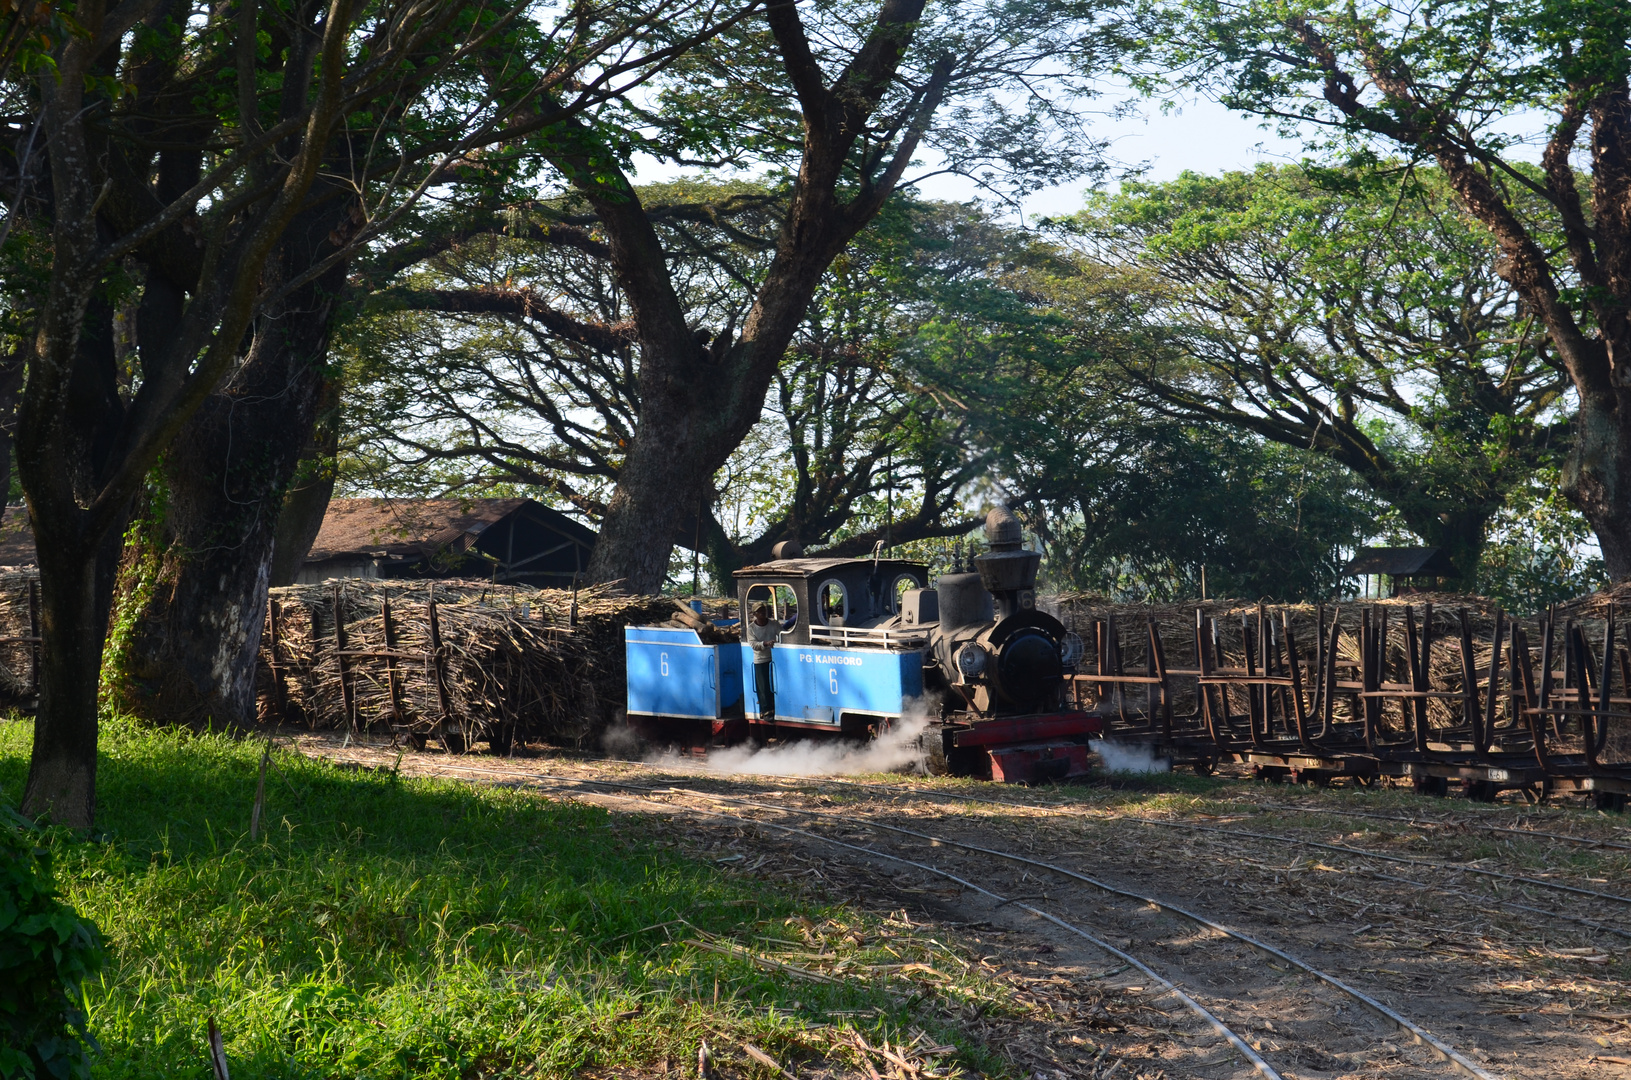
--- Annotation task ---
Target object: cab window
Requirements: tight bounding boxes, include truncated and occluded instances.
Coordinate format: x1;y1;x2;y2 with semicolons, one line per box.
744;583;800;628
816;580;848;625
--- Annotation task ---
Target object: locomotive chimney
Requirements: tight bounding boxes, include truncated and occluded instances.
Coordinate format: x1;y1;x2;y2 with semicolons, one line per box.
975;506;1040;620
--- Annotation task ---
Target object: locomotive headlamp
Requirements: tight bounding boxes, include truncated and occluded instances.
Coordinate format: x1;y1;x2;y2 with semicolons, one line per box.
1060;632;1084;668
954;642;989;678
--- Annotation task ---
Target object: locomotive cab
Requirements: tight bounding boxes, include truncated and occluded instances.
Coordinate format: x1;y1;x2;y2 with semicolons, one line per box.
736;549;931;645
732;548;931;734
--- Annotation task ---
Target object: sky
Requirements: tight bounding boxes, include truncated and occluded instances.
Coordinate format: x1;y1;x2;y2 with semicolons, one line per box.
908;92;1309;220
628;89;1312;222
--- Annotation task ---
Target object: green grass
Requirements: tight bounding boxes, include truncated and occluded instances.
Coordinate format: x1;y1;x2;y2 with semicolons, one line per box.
0;719;1011;1079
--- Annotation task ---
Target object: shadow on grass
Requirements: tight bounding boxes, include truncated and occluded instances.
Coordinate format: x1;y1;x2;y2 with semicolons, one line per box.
0;718;946;1079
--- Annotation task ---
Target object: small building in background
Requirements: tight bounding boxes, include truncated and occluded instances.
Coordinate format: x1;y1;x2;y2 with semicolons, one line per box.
298;498;596;588
1343;546;1460;597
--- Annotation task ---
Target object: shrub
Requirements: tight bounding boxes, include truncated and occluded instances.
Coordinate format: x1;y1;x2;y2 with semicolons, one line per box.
0;806;103;1080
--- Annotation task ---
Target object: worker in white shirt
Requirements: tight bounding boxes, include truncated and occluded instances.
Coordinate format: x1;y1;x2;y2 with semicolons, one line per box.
746;603;779;721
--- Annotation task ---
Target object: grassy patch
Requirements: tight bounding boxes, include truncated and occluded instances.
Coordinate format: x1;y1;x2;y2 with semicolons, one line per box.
0;720;1011;1079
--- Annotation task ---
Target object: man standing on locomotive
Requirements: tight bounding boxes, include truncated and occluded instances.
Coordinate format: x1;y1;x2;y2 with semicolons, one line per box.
747;603;778;722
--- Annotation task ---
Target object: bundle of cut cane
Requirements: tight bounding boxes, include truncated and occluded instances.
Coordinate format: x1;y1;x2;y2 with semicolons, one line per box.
258;579;676;748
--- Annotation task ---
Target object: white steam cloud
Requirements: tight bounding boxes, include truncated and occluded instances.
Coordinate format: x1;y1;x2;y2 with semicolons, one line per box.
1090;738;1170;774
699;697;937;777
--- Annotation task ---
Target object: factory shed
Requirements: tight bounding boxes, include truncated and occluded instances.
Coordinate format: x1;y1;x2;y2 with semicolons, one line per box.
1343;546;1459;595
298;498;595;588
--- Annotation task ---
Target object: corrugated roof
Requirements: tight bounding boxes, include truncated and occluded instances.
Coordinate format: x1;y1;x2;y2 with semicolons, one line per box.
735;557;927;578
306;498;530;561
1344;546;1459;576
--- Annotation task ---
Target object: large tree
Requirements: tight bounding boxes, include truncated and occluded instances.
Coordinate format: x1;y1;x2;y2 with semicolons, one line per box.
514;0;1103;591
94;0;752;732
338;194;1048;577
1139;0;1631;578
1045;164;1569;585
10;0;744;823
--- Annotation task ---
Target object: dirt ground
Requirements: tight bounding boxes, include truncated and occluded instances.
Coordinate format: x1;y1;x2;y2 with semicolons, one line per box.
287;731;1631;1080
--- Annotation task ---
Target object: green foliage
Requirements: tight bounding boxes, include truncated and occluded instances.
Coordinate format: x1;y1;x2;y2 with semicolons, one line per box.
1125;0;1631;570
0;806;104;1080
1032;424;1376;601
1477;471;1608;615
1041;164;1568;585
0;720;1003;1078
338;191;1060;567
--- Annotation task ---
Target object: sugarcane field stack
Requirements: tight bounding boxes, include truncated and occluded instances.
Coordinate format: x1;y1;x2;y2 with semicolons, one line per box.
1051;591;1502;723
0;570;38;709
256;580;693;749
1052;587;1631;763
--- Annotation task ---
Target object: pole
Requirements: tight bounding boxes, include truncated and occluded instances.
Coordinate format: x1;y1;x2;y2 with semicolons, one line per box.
885;451;893;549
692;496;702;596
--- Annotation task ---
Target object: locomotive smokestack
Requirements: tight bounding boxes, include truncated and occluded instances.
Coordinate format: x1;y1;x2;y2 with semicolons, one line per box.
975;506;1040;619
984;506;1023;550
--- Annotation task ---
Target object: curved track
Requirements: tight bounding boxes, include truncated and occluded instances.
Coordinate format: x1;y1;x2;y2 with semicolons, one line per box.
309;747;1508;1080
728;772;1631;945
588;786;1287;1080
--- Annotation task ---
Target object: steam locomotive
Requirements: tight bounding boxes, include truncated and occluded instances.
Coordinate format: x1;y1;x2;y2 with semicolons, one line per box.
624;508;1100;782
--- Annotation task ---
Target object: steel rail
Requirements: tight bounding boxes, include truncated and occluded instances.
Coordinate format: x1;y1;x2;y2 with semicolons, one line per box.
640;785;1502;1080
682;772;1631;909
1262;804;1631;853
436;769;1286;1080
313;746;1631;929
1132;818;1631;906
327;750;1498;1080
804;775;1631;943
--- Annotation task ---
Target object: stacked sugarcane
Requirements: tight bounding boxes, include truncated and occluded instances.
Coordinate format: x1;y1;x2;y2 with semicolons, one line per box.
1049;594;1507;731
259;579;681;748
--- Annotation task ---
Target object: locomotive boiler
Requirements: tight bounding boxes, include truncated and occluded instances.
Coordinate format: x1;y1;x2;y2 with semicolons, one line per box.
624;508;1100;782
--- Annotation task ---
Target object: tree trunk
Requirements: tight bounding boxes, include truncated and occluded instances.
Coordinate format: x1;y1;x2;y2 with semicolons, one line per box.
587;361;723;591
109;195;357;726
268;366;340;587
17;282;141;829
576;0;944;592
267;452;336;587
19;522;126;828
1563;387;1631;580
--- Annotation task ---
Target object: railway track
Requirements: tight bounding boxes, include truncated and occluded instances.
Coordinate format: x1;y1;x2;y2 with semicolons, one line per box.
322;744;1631;949
302;744;1508;1080
583;785;1287;1080
671;770;1631;911
732;772;1631;946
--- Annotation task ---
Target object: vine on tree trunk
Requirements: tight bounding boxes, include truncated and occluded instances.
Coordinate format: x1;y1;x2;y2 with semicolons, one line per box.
100;474;170;716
